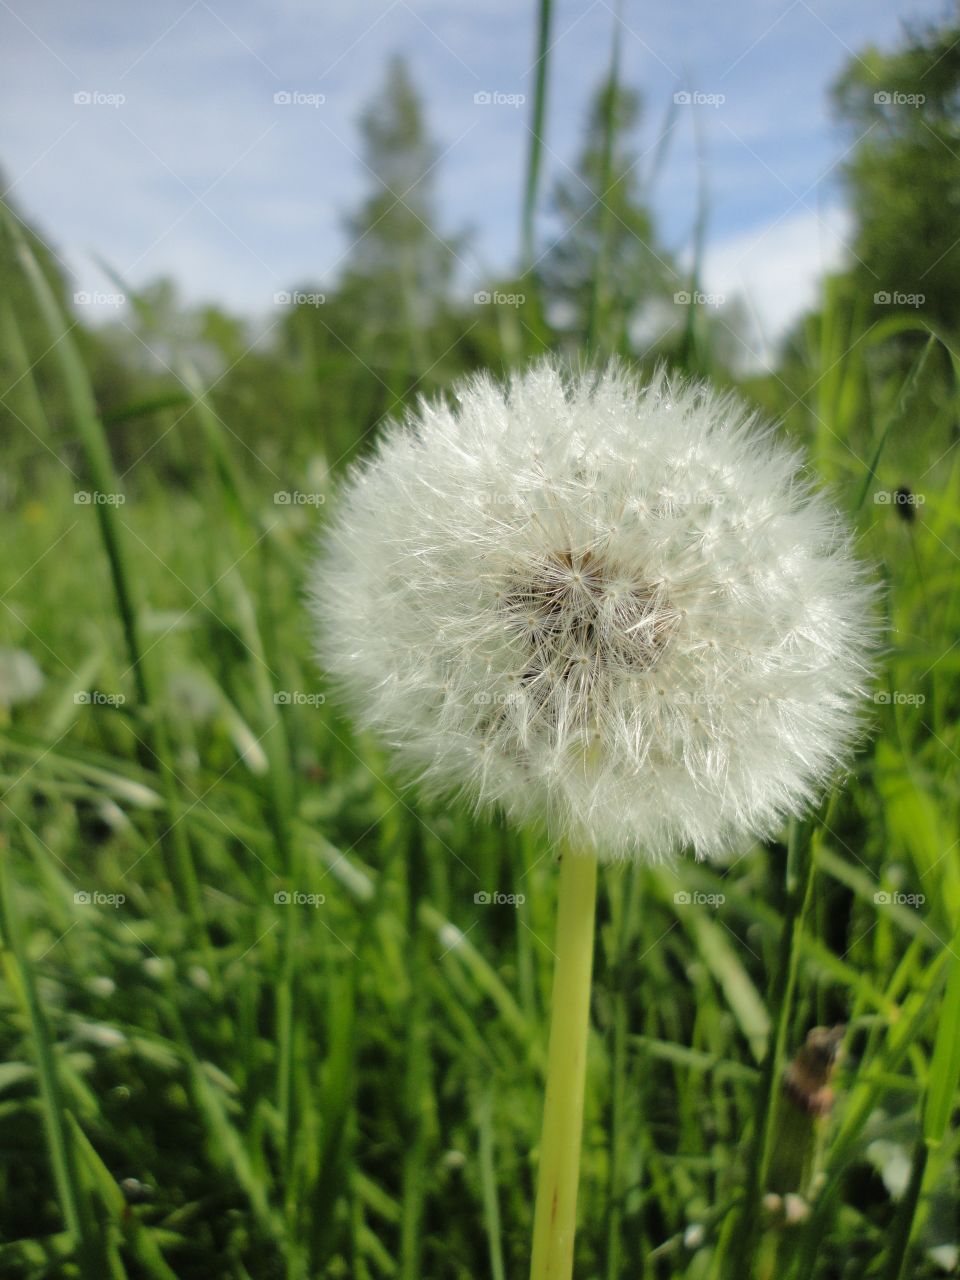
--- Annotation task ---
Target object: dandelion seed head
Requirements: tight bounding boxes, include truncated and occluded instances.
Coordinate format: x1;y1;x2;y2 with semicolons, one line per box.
310;360;877;862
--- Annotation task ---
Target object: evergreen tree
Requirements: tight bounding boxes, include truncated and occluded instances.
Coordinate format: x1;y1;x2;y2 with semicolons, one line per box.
539;75;677;348
338;55;464;341
831;6;960;334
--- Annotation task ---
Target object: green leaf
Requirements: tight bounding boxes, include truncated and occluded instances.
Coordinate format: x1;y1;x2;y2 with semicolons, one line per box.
923;941;960;1145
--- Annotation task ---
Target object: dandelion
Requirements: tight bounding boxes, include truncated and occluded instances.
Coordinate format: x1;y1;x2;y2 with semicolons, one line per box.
309;359;876;1278
312;361;874;860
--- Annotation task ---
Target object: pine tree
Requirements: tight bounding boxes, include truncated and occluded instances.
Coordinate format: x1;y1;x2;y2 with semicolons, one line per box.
339;55;464;340
539;75;676;348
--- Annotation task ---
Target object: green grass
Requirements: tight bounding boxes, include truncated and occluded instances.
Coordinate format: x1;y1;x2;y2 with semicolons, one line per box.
3;334;959;1278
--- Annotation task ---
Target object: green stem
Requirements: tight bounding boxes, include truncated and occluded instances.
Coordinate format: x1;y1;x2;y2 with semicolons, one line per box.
0;848;89;1257
400;816;430;1280
717;817;815;1277
606;863;638;1280
755;820;817;1194
521;0;553;272
586;1;623;356
478;1089;507;1280
530;849;598;1280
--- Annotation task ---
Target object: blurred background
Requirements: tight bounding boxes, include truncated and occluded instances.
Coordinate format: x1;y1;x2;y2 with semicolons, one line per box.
2;2;960;1278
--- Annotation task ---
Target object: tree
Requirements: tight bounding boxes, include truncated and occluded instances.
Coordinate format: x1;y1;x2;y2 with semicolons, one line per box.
831;7;960;334
276;56;472;457
539;75;678;351
338;55;465;345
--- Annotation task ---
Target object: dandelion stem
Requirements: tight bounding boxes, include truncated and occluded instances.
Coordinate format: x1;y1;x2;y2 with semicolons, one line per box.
530;849;598;1280
605;863;639;1279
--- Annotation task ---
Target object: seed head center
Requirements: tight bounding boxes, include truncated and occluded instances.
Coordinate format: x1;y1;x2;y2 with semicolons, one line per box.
499;548;678;686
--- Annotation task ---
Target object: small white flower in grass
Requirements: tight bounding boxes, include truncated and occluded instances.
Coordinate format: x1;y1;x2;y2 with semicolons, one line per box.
0;648;44;709
310;360;876;862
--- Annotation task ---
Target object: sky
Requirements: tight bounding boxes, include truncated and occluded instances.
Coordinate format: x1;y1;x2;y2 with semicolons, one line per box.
0;0;945;366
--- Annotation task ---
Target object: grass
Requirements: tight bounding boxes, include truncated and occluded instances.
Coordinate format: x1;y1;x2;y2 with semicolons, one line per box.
3;28;960;1280
2;340;958;1277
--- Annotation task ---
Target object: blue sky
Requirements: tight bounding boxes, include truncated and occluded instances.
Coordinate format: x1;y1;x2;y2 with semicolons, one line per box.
0;0;945;363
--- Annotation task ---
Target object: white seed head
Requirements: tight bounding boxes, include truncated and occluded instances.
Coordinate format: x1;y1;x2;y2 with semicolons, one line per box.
309;360;877;863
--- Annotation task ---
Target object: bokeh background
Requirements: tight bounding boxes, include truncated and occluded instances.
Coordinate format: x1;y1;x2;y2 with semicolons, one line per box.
2;2;960;1277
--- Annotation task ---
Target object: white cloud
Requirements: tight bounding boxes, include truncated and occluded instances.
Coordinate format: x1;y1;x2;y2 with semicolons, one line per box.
699;204;854;369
